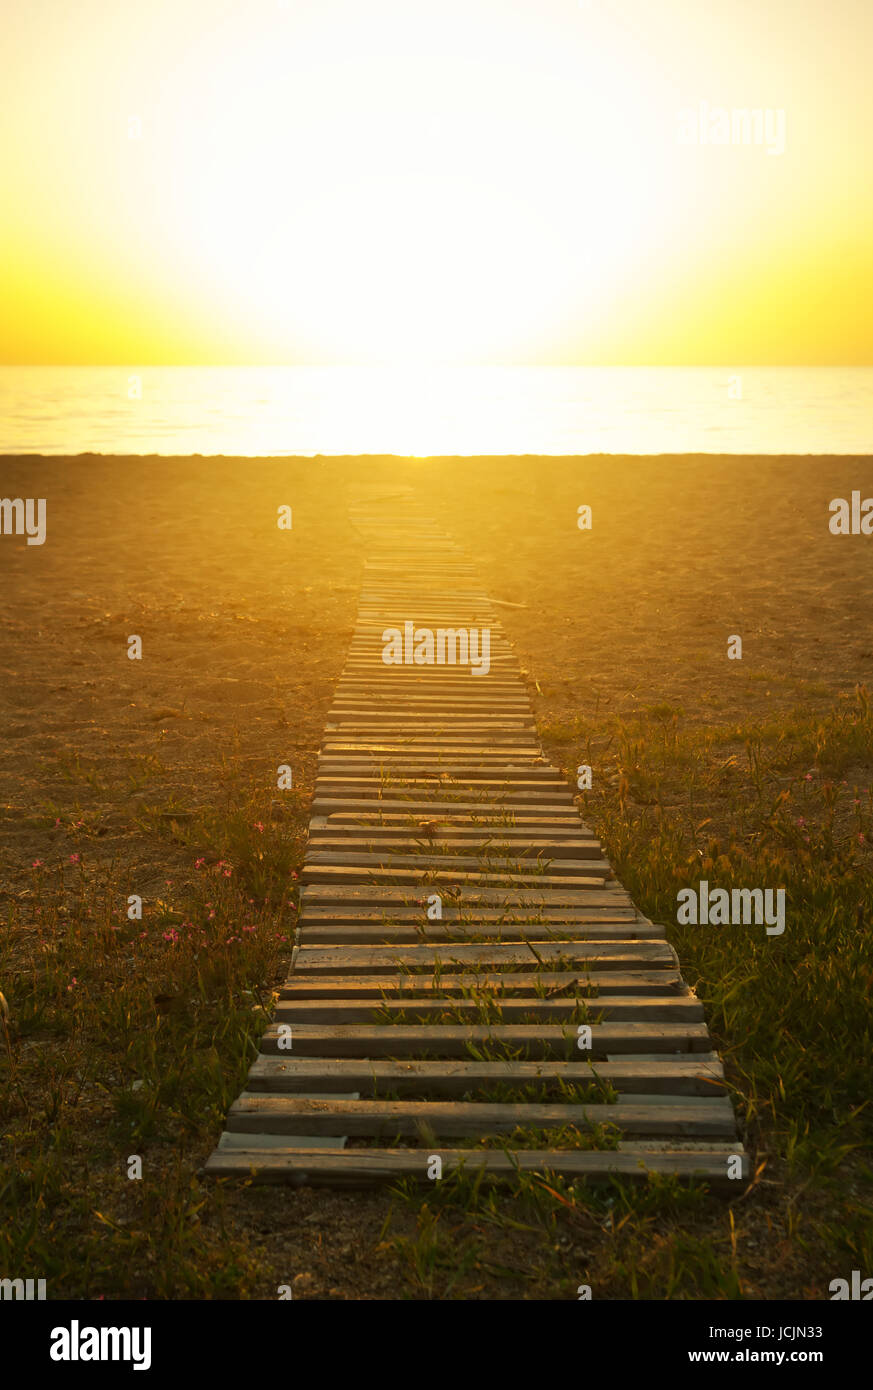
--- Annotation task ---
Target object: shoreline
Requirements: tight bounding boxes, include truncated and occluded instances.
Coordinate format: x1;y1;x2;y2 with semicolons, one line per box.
3;450;873;460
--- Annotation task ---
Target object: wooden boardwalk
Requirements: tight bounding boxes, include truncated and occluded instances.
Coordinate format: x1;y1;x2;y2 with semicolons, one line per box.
204;489;746;1189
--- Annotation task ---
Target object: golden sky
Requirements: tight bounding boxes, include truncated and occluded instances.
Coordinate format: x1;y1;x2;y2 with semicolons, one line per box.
2;0;871;365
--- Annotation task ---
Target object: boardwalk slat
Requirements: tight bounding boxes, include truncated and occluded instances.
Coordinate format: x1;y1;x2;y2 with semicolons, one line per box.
245;1055;726;1096
297;923;661;944
226;1095;737;1138
274;996;704;1023
292;942;677;973
203;1146;748;1188
297;908;642;923
277;970;684;997
306;836;603;857
299;884;632;904
258;1021;712;1056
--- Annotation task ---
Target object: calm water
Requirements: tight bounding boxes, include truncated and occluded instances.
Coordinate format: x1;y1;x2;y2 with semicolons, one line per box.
1;366;871;456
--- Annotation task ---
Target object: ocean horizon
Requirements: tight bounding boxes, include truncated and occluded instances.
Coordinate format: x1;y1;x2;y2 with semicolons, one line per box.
1;365;871;457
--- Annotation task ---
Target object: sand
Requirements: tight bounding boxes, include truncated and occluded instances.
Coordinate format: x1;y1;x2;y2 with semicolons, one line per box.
2;451;870;903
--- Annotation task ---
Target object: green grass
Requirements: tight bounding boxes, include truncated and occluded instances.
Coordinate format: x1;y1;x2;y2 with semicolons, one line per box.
572;686;873;1169
2;681;871;1300
368;686;873;1298
0;778;300;1296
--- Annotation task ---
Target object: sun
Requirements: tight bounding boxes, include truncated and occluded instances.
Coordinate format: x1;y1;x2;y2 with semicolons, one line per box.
155;8;673;364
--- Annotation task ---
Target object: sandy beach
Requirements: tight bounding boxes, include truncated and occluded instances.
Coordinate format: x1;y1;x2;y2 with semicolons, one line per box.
3;454;869;882
1;453;871;1299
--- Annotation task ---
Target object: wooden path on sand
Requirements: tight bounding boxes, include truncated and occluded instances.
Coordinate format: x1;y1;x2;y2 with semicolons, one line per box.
204;489;746;1189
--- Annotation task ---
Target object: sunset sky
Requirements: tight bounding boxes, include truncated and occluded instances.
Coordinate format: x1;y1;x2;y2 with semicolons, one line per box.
2;0;871;366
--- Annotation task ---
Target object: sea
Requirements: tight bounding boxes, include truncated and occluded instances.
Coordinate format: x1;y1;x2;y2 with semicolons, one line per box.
0;366;870;456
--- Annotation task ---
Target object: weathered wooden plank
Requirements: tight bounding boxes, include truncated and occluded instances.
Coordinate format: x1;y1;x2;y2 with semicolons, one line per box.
306;835;601;855
318;769;558;788
312;800;579;817
334;676;526;686
299;883;632;905
315;774;568;788
307;822;593;837
337;664;517;669
299;865;613;891
226;1094;736;1138
202;1145;748;1187
330;712;531;721
313;786;575;804
330;697;531;708
344;661;520;671
298;907;641;924
312;783;571;796
245;1054;726;1096
316;764;566;778
336;729;533;742
292;942;676;973
320;812;585;827
328;714;535;723
343;654;518;664
327;730;536;740
332;690;529;700
297;922;661;945
278;970;681;998
318;750;539;761
274;995;703;1024
313;794;572;810
259;1020;709;1056
336;671;525;681
352;608;498;615
332;689;529;700
320;759;561;771
320;752;545;761
303;850;611;876
328;706;531;715
332;708;528;717
342;656;520;666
